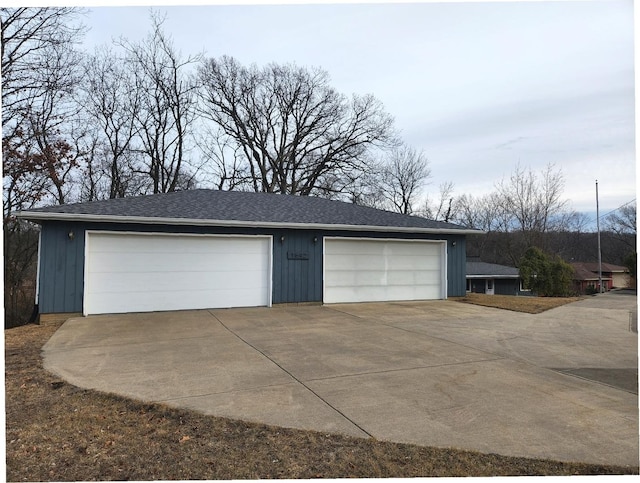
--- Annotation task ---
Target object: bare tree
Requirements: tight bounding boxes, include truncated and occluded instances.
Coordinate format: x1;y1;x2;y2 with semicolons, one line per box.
453;192;512;262
23;40;85;206
376;145;431;214
2;7;86;211
558;210;592;233
454;163;574;264
1;7;86;132
79;46;142;199
197;55;397;197
3;219;39;328
1;7;86;328
338;160;387;208
605;203;636;238
120;12;201;193
195;124;253;191
455;164;569;238
603;202;637;267
453;192;506;231
422;181;455;221
495;163;568;245
2;134;45;218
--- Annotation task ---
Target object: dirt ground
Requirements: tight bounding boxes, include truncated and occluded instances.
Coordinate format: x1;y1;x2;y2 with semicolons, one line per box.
452;292;582;313
5;316;637;481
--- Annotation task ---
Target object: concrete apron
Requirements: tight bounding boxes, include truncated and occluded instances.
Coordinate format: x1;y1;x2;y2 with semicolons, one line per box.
42;293;639;468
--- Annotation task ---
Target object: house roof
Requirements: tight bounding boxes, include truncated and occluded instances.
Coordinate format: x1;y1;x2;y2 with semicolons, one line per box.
16;189;482;234
570;262;622;281
571;265;603;281
466;260;520;278
571;261;628;274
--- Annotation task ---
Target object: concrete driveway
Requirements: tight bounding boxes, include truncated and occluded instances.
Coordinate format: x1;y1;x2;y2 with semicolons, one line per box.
43;291;638;467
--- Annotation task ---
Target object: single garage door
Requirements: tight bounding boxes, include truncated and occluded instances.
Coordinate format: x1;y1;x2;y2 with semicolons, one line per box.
84;232;272;315
323;238;446;304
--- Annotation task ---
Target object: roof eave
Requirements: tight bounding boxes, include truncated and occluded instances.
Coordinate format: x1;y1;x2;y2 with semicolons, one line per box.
15;211;486;235
466;274;520;279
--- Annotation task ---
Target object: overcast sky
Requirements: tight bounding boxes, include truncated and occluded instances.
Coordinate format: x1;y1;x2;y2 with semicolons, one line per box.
19;0;637;220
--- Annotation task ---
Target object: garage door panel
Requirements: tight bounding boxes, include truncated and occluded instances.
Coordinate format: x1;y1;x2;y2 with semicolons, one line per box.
90;234;264;255
89;251;268;274
381;284;440;300
327;269;439;286
325;254;440;272
85;233;271;315
88;287;264;315
88;269;268;294
386;270;441;285
327;240;440;255
326;284;442;304
324;238;445;304
328;274;440;289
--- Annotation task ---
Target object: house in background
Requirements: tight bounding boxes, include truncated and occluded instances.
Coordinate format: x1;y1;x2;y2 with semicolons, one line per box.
466;257;526;295
16;189;482;323
570;262;630;294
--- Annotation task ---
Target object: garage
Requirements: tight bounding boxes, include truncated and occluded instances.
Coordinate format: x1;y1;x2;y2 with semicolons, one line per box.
323;238;446;304
17;189;478;321
84;232;272;315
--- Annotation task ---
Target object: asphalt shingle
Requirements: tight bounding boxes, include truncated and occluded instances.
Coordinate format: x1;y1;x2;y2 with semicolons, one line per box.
18;189;475;232
466;261;519;277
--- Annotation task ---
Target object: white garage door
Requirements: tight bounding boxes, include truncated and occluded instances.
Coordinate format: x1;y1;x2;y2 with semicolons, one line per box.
323;238;446;304
84;232;272;315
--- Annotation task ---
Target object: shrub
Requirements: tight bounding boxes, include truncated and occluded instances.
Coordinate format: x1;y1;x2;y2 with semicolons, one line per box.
585;286;598;296
519;247;575;297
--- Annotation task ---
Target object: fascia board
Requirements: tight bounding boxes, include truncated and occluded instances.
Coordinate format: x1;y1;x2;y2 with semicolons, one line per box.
466;274;521;279
15;211;486;235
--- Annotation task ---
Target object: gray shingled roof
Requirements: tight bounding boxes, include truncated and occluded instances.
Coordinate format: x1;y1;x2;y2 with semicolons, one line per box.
466;260;520;277
17;189;480;233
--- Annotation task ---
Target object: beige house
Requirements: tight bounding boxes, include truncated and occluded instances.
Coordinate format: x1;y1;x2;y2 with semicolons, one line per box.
571;262;631;293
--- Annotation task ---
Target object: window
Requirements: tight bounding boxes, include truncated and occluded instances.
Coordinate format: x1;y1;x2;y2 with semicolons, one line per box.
487;279;493;290
519;280;531;292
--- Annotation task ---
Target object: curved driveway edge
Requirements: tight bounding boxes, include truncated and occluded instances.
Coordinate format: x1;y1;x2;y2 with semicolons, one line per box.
42;293;639;468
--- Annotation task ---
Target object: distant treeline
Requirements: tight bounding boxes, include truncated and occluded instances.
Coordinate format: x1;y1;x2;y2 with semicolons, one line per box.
467;230;635;268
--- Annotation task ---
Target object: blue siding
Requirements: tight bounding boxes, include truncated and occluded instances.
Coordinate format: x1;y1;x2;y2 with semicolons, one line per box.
271;229;323;303
37;221;469;313
495;279;522;295
448;236;467;297
468;278;526;296
38;222;85;313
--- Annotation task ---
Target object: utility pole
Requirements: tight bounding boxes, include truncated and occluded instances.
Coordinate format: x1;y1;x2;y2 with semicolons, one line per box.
596;180;603;293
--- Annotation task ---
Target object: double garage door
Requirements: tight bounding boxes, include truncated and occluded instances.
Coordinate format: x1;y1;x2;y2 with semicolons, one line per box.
323;238;446;304
84;232;446;315
84;233;272;315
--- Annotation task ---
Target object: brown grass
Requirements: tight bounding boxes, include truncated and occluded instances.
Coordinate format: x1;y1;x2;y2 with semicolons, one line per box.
452;293;582;314
5;322;637;481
